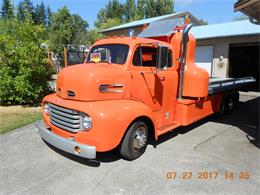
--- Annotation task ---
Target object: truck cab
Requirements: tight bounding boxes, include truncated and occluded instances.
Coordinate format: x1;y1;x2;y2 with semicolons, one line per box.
36;21;255;160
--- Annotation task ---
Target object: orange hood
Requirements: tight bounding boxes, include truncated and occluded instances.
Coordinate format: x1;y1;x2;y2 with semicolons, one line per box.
56;63;129;101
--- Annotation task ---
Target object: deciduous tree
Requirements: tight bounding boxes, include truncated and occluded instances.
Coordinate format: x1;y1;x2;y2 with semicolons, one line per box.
99;18;121;30
86;29;104;46
0;19;51;104
48;7;89;64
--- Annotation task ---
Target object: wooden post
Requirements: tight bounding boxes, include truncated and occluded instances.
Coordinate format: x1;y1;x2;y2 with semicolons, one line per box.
47;49;52;65
64;47;68;67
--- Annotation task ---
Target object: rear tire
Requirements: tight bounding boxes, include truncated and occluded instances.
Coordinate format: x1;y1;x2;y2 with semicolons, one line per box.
225;97;235;114
120;120;148;160
218;92;239;115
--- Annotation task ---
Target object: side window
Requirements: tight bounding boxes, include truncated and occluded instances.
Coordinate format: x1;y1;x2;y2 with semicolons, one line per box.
167;50;173;68
133;46;173;68
133;46;157;67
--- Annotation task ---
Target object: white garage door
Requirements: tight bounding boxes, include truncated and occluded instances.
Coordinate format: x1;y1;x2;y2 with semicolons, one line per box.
195;46;214;77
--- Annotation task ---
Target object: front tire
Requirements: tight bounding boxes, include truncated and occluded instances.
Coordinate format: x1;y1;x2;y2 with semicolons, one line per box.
120;120;148;160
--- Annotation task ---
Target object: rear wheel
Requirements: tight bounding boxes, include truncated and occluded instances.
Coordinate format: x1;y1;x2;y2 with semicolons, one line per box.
226;97;235;113
219;92;239;115
120;120;148;160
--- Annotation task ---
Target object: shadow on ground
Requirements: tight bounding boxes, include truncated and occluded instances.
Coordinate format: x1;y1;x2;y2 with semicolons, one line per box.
44;140;122;167
211;96;260;147
157;96;260;147
43;96;259;166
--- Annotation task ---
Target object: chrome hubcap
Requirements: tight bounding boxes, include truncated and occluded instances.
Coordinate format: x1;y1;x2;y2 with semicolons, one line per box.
228;99;234;110
132;126;147;152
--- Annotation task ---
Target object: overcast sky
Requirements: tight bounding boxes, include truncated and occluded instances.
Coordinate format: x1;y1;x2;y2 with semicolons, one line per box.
12;0;244;28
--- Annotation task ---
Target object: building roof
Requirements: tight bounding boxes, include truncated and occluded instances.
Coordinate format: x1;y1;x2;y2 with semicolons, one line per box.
190;20;260;40
234;0;260;23
100;11;201;33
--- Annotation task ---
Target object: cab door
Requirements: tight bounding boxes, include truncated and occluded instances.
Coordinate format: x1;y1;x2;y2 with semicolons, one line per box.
130;45;178;126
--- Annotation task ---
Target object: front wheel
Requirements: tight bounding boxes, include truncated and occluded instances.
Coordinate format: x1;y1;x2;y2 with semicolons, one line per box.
120;120;148;160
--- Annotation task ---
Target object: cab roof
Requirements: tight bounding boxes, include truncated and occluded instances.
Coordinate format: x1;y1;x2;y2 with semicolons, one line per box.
93;36;170;48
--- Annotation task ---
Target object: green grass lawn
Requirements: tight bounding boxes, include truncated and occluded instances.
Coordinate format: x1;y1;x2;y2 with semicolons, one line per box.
0;106;42;134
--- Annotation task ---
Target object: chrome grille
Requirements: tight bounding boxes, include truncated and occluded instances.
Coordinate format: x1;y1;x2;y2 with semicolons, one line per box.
49;104;82;133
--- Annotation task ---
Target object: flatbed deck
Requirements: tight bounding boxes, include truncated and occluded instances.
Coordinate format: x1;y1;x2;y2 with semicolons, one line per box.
208;77;255;95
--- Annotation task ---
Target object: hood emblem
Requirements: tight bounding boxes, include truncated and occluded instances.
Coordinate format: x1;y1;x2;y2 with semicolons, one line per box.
67;90;76;97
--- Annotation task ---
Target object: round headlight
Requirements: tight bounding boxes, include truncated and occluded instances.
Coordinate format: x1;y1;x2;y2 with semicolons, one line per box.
44;103;50;114
83;116;92;130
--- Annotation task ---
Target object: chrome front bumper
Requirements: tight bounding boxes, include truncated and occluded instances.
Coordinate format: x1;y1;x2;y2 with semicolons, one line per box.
35;120;96;159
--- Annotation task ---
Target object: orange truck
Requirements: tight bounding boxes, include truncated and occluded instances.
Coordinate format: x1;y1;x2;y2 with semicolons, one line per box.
36;18;255;160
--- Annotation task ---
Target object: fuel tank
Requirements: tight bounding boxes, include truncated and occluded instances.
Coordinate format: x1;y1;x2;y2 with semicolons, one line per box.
182;34;209;98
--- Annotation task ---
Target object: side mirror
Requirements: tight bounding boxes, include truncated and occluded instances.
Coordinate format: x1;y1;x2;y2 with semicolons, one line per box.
156;45;169;70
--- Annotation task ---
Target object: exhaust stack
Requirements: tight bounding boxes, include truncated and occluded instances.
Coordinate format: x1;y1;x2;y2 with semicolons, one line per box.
178;23;193;100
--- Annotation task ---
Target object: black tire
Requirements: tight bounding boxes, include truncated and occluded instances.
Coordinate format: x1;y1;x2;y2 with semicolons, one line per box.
218;98;226;116
225;92;239;114
225;96;235;114
218;92;239;116
120;120;148;160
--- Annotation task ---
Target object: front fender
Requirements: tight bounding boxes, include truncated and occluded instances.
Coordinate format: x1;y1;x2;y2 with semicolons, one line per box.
87;99;156;151
43;94;155;152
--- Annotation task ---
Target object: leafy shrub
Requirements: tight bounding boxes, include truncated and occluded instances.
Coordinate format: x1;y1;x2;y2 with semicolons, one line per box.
0;19;52;105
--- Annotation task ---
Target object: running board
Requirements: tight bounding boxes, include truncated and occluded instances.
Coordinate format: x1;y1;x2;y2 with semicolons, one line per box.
157;121;181;136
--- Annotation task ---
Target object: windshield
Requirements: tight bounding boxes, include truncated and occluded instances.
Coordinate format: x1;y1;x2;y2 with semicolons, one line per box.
86;44;129;64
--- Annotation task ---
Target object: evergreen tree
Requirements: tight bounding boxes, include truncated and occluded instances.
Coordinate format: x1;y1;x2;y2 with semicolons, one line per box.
95;0;124;28
34;1;46;25
94;8;107;28
0;0;14;19
136;0;146;19
106;0;124;19
233;14;249;21
146;0;155;18
146;0;174;18
124;0;137;22
17;0;34;21
158;0;174;16
46;6;52;26
199;18;208;25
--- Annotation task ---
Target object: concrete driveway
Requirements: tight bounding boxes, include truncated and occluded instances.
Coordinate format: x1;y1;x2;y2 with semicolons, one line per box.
0;94;259;195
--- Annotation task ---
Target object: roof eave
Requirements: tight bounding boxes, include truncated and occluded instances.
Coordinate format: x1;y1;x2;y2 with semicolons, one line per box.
99;11;202;33
99;24;144;33
196;33;260;40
